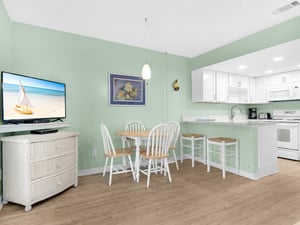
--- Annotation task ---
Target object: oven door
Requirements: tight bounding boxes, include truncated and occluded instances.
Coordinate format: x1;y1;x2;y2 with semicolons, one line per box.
277;123;299;150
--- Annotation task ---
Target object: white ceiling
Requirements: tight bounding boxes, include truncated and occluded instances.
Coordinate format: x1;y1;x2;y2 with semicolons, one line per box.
203;38;300;77
2;0;300;58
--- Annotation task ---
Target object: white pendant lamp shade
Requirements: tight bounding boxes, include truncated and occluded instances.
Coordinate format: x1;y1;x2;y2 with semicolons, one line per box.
142;63;151;80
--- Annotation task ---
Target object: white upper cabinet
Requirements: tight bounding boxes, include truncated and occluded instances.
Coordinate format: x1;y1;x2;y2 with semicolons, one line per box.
255;76;268;103
228;74;249;89
227;74;250;103
192;68;300;104
216;72;229;102
192;69;228;103
192;69;215;102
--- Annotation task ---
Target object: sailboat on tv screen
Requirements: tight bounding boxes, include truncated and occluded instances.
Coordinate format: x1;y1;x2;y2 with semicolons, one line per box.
15;81;33;114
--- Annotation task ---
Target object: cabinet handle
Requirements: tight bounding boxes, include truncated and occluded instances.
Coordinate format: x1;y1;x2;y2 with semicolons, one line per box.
56;145;62;150
57;181;62;186
56;163;61;169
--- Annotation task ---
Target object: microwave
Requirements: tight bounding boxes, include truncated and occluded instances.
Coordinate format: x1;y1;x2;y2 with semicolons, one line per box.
267;86;293;101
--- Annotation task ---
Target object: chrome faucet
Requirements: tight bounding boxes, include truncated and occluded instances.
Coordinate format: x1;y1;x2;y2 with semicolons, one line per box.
230;104;242;120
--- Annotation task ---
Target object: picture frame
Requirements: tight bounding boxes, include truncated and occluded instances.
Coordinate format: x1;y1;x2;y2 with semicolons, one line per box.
109;73;146;106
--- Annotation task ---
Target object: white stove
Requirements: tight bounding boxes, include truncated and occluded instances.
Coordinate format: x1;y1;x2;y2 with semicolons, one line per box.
272;110;300;121
273;110;300;160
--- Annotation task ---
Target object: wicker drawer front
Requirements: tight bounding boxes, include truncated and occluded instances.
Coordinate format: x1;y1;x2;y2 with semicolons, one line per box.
31;168;76;203
31;152;76;180
30;137;76;161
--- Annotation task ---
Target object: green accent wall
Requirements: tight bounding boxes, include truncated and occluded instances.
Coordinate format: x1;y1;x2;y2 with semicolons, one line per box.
0;0;300;177
10;24;190;170
191;16;300;70
0;1;12;71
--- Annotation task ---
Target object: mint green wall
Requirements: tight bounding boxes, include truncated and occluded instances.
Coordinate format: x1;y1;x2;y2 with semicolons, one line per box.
0;1;12;71
9;22;189;170
191;16;300;70
0;0;12;195
1;0;300;175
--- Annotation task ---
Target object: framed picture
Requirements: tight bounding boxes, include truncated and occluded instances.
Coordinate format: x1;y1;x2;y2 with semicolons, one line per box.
109;73;146;105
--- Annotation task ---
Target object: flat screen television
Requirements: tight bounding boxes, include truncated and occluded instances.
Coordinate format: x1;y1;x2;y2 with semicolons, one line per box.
1;71;66;124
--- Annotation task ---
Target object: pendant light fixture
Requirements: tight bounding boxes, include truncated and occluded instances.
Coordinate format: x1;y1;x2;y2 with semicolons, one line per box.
142;17;151;81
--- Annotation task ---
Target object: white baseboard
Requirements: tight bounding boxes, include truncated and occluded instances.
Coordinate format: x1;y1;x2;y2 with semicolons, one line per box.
238;170;259;180
78;167;103;176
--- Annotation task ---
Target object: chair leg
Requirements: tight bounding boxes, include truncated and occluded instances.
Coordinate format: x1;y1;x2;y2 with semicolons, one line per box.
192;138;195;168
235;142;239;175
165;158;172;183
109;158;114;186
173;150;179;170
203;138;207;165
103;157;108;177
207;143;210;173
180;136;183;163
122;156;127;172
147;159;152;188
221;142;226;179
128;155;136;181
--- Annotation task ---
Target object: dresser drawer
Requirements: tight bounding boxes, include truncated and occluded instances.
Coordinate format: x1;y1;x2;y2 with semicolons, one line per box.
30;137;76;161
31;151;76;180
31;168;76;203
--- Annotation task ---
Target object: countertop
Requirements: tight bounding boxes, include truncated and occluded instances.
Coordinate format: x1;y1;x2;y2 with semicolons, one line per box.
181;115;279;127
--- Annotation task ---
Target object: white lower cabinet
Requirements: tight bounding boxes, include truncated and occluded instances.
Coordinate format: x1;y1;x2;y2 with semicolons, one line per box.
1;131;79;212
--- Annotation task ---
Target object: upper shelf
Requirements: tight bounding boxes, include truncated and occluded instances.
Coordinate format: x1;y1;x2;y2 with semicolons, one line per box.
0;122;71;133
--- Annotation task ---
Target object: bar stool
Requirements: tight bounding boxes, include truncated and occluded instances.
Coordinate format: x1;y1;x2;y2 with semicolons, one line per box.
207;137;239;178
180;133;206;167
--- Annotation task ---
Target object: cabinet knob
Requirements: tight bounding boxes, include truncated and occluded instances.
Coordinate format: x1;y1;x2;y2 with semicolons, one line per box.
56;145;62;150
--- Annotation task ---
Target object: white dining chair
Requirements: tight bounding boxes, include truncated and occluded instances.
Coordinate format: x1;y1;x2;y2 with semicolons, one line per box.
124;121;146;148
167;121;180;170
139;123;174;188
100;123;135;186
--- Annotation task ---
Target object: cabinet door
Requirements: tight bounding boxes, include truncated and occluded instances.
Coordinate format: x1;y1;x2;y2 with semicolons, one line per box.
254;76;268;103
192;69;215;102
216;72;228;102
249;77;255;103
202;70;216;102
229;74;249;88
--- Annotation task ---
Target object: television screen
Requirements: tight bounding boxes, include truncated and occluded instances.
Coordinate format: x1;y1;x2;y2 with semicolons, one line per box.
1;71;66;123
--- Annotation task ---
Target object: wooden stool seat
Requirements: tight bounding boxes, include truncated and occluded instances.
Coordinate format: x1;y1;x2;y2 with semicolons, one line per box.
207;137;239;178
180;133;206;167
208;137;237;143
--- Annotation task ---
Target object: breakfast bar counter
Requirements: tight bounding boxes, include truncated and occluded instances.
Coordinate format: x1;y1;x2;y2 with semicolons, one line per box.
182;116;278;180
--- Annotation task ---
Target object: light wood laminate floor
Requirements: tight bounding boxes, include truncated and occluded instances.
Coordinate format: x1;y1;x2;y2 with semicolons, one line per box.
1;159;300;225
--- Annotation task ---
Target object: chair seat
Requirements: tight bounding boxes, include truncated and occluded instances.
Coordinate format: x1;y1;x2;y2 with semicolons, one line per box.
104;147;134;157
140;151;169;159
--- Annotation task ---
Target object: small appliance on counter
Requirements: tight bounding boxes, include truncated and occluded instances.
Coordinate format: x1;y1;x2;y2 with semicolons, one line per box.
248;108;257;119
258;112;272;120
